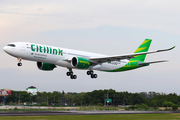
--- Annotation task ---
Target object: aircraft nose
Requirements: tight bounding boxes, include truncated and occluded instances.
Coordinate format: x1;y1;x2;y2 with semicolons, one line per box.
3;46;11;54
3;46;7;52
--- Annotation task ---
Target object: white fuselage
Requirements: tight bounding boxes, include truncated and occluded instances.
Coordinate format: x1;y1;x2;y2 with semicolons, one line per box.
3;42;129;71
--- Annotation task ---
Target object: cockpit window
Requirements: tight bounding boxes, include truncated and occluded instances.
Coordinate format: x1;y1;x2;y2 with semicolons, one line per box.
7;44;16;47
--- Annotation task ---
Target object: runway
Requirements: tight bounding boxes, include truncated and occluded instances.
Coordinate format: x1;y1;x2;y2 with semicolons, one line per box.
0;111;180;116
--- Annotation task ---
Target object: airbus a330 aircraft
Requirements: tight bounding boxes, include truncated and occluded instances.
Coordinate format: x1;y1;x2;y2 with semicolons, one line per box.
3;39;175;79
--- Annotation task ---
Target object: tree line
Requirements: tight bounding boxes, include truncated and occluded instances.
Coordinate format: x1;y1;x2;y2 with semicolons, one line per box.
1;89;180;107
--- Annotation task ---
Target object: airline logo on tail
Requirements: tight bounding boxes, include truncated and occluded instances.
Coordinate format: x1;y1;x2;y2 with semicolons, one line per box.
133;39;152;62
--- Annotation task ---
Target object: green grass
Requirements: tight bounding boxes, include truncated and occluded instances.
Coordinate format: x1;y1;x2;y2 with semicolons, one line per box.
1;114;180;120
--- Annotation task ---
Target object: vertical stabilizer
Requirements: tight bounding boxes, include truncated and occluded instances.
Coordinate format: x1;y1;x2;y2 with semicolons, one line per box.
134;39;152;61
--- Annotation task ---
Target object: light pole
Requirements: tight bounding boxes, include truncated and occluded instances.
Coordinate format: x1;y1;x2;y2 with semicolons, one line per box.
4;96;6;105
29;94;31;106
113;94;117;106
58;96;59;105
72;95;74;106
47;96;48;105
107;90;109;106
104;95;106;106
81;94;83;106
19;92;20;104
15;93;17;105
54;95;56;106
107;91;109;99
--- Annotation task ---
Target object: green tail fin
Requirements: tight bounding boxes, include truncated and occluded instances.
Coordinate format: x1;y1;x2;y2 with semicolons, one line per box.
134;39;152;61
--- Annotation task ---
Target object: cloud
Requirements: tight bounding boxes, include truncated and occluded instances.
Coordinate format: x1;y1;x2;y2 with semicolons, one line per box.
37;8;44;11
0;0;180;38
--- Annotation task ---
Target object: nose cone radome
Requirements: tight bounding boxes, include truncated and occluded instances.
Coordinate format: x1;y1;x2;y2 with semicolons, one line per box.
3;46;7;52
3;46;12;55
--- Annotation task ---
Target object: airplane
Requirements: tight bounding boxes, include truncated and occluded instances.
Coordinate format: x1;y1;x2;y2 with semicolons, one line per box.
3;39;175;79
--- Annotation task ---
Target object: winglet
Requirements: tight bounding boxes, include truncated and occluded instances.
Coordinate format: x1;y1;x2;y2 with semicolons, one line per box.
157;46;175;52
170;46;176;50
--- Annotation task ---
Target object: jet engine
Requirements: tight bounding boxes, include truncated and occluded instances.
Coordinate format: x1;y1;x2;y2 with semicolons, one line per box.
37;62;56;71
71;57;90;69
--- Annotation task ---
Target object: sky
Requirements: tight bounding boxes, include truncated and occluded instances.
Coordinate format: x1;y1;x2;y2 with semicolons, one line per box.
0;0;180;94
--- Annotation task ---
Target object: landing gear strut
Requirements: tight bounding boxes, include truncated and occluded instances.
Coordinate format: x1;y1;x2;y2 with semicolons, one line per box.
66;68;77;79
87;70;98;79
17;58;22;66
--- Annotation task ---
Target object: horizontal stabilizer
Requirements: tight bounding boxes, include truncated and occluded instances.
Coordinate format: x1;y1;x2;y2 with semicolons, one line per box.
138;60;168;66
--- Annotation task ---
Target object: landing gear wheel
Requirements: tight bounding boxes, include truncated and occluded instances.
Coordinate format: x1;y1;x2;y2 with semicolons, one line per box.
67;72;73;76
87;71;91;75
67;68;77;79
91;74;94;78
90;74;97;79
70;75;74;79
69;72;73;76
70;75;77;79
90;71;94;75
87;71;94;75
73;75;77;79
93;74;97;78
66;72;70;76
17;63;22;66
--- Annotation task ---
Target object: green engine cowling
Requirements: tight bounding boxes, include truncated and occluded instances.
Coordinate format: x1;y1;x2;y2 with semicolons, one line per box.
37;62;56;71
71;57;91;69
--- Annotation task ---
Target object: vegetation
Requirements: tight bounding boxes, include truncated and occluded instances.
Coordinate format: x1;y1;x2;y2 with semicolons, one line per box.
1;89;180;111
172;104;178;111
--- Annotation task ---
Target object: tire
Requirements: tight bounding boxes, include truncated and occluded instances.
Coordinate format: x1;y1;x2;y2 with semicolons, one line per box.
91;74;94;78
70;72;73;76
66;72;70;76
17;63;22;66
73;75;77;79
90;71;94;75
70;75;74;79
93;74;97;78
87;71;90;75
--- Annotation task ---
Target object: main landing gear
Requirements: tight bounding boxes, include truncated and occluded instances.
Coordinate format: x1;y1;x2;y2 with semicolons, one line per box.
66;69;97;79
17;58;22;66
87;70;98;79
66;68;77;79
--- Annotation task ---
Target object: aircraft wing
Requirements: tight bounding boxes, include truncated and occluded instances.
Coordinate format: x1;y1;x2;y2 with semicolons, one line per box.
90;46;175;64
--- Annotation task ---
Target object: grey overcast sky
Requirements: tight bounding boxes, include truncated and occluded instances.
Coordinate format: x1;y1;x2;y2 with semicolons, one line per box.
0;0;180;94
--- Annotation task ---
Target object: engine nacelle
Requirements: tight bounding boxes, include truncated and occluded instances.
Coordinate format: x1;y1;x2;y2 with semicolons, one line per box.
71;57;90;69
37;62;56;71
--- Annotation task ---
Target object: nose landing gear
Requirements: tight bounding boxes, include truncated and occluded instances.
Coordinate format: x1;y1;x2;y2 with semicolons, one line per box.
87;70;98;79
66;68;77;79
17;58;22;66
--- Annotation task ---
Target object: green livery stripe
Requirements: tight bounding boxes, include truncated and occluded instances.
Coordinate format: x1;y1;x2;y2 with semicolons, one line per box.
103;60;149;72
104;60;141;72
134;39;152;61
134;47;147;53
134;39;152;53
103;39;152;72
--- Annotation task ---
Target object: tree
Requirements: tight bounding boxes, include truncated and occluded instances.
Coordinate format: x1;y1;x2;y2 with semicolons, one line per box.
153;104;158;109
40;102;48;106
172;104;178;111
162;101;173;107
